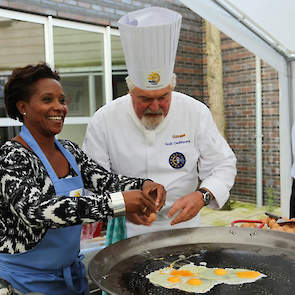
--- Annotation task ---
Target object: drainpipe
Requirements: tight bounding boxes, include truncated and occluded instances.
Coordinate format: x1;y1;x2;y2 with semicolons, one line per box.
256;56;263;207
103;26;113;104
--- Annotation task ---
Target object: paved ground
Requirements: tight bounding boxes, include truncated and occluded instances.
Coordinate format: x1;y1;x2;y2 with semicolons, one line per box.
199;200;282;227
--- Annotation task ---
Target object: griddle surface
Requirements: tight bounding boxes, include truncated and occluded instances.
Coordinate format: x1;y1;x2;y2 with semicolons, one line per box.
114;244;295;294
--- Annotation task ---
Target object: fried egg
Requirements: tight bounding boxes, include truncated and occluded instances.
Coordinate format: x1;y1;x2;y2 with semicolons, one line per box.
221;268;267;285
146;266;215;293
178;277;215;293
146;263;267;293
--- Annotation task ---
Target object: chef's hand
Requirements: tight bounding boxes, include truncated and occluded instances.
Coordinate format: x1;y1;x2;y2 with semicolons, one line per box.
126;212;157;226
168;191;205;225
122;190;156;216
142;180;166;211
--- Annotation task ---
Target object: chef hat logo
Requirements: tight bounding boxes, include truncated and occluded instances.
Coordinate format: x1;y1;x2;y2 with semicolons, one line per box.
148;72;161;86
118;7;182;90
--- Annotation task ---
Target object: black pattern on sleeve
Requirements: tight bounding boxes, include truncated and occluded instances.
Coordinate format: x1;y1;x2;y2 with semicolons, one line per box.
0;140;146;253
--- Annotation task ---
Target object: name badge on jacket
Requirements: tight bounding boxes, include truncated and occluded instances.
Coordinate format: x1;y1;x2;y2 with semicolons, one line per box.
69;188;83;197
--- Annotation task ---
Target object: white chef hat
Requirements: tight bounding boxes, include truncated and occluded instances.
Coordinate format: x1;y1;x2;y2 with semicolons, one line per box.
118;6;182;90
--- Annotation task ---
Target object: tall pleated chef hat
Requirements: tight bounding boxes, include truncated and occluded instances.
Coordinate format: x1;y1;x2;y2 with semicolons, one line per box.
118;6;182;90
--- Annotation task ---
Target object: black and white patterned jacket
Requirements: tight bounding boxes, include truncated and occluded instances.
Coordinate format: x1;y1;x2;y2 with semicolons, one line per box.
0;140;145;254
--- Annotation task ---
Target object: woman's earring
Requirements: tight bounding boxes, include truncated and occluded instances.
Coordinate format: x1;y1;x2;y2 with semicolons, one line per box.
23;113;26;116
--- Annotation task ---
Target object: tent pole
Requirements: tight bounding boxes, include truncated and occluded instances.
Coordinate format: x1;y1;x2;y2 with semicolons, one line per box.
279;60;293;217
255;56;263;207
212;0;289;60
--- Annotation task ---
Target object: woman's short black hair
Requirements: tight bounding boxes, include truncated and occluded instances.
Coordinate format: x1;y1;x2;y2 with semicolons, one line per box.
4;63;60;122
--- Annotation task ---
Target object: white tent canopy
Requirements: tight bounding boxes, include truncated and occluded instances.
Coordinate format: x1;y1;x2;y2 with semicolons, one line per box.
180;0;295;217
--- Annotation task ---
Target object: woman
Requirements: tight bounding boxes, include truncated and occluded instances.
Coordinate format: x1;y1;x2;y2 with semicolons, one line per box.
0;63;166;295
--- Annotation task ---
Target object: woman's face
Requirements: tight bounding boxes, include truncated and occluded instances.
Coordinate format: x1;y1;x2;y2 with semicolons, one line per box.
17;78;68;137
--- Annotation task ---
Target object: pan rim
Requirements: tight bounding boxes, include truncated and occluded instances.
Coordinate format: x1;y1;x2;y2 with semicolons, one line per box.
88;226;295;294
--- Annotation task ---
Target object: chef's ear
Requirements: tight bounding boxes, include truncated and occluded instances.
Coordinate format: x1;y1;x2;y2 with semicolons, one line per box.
16;100;27;116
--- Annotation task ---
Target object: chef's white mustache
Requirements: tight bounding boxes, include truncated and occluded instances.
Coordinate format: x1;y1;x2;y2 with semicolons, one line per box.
143;109;164;115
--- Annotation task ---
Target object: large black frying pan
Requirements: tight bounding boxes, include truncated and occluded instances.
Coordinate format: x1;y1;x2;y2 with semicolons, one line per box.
89;227;295;294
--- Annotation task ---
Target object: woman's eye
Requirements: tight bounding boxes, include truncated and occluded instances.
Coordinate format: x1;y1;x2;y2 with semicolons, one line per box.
60;97;66;105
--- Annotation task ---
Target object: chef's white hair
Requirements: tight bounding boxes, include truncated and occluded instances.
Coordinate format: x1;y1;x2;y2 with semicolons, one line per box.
126;73;177;91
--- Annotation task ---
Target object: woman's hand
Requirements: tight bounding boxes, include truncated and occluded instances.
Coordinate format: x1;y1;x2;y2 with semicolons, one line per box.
126;212;157;226
122;190;157;216
142;180;166;211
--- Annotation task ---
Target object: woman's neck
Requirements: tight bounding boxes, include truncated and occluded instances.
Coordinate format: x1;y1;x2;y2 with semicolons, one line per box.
14;128;56;154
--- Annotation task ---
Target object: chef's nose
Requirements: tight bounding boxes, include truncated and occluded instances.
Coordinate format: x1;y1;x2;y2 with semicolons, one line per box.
149;99;160;111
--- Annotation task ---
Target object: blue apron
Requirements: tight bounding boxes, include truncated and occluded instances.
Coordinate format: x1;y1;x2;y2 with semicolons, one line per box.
0;125;89;295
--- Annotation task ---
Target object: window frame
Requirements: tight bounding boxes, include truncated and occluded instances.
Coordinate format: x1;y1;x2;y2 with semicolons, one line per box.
0;8;119;127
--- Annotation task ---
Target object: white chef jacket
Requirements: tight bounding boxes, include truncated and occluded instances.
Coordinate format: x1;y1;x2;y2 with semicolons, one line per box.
83;91;236;237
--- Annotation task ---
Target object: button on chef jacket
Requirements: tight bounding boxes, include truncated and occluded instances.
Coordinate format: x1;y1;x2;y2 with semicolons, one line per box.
0;125;88;295
83;92;237;237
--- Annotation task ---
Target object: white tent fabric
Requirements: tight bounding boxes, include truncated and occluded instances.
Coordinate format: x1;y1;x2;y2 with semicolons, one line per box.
180;0;295;216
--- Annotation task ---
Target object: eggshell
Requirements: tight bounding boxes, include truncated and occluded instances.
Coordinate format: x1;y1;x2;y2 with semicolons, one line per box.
147;213;157;223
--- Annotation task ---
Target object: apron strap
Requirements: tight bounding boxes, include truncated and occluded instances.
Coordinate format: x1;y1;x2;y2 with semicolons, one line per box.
54;138;81;176
20;125;59;183
62;255;88;295
20;125;82;182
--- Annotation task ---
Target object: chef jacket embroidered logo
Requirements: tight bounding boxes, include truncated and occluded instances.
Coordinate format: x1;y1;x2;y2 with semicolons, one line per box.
172;133;186;138
148;72;160;86
169;152;186;169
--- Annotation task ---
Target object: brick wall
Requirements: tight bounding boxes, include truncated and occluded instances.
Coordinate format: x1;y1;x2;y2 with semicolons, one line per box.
0;0;281;206
220;33;280;206
0;0;203;98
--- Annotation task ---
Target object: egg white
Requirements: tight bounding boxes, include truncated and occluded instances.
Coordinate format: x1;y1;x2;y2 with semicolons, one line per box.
221;268;267;285
192;267;232;282
179;277;216;293
146;263;267;293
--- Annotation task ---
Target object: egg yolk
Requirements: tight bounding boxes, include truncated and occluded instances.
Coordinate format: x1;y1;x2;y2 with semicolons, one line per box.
168;276;181;283
214;268;227;276
170;269;194;277
187;278;203;286
237;271;260;278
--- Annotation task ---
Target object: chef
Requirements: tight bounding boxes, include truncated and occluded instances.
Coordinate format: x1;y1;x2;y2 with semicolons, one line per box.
83;6;237;238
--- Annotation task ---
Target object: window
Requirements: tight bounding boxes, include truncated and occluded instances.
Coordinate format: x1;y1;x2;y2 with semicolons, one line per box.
0;18;45;69
111;35;128;99
0;16;45;144
54;27;105;116
0;10;125;146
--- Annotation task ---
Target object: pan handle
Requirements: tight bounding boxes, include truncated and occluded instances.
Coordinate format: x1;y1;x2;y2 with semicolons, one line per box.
231;220;265;229
265;212;281;220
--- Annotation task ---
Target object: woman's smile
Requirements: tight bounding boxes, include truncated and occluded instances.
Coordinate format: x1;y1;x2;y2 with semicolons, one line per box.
18;78;68;137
